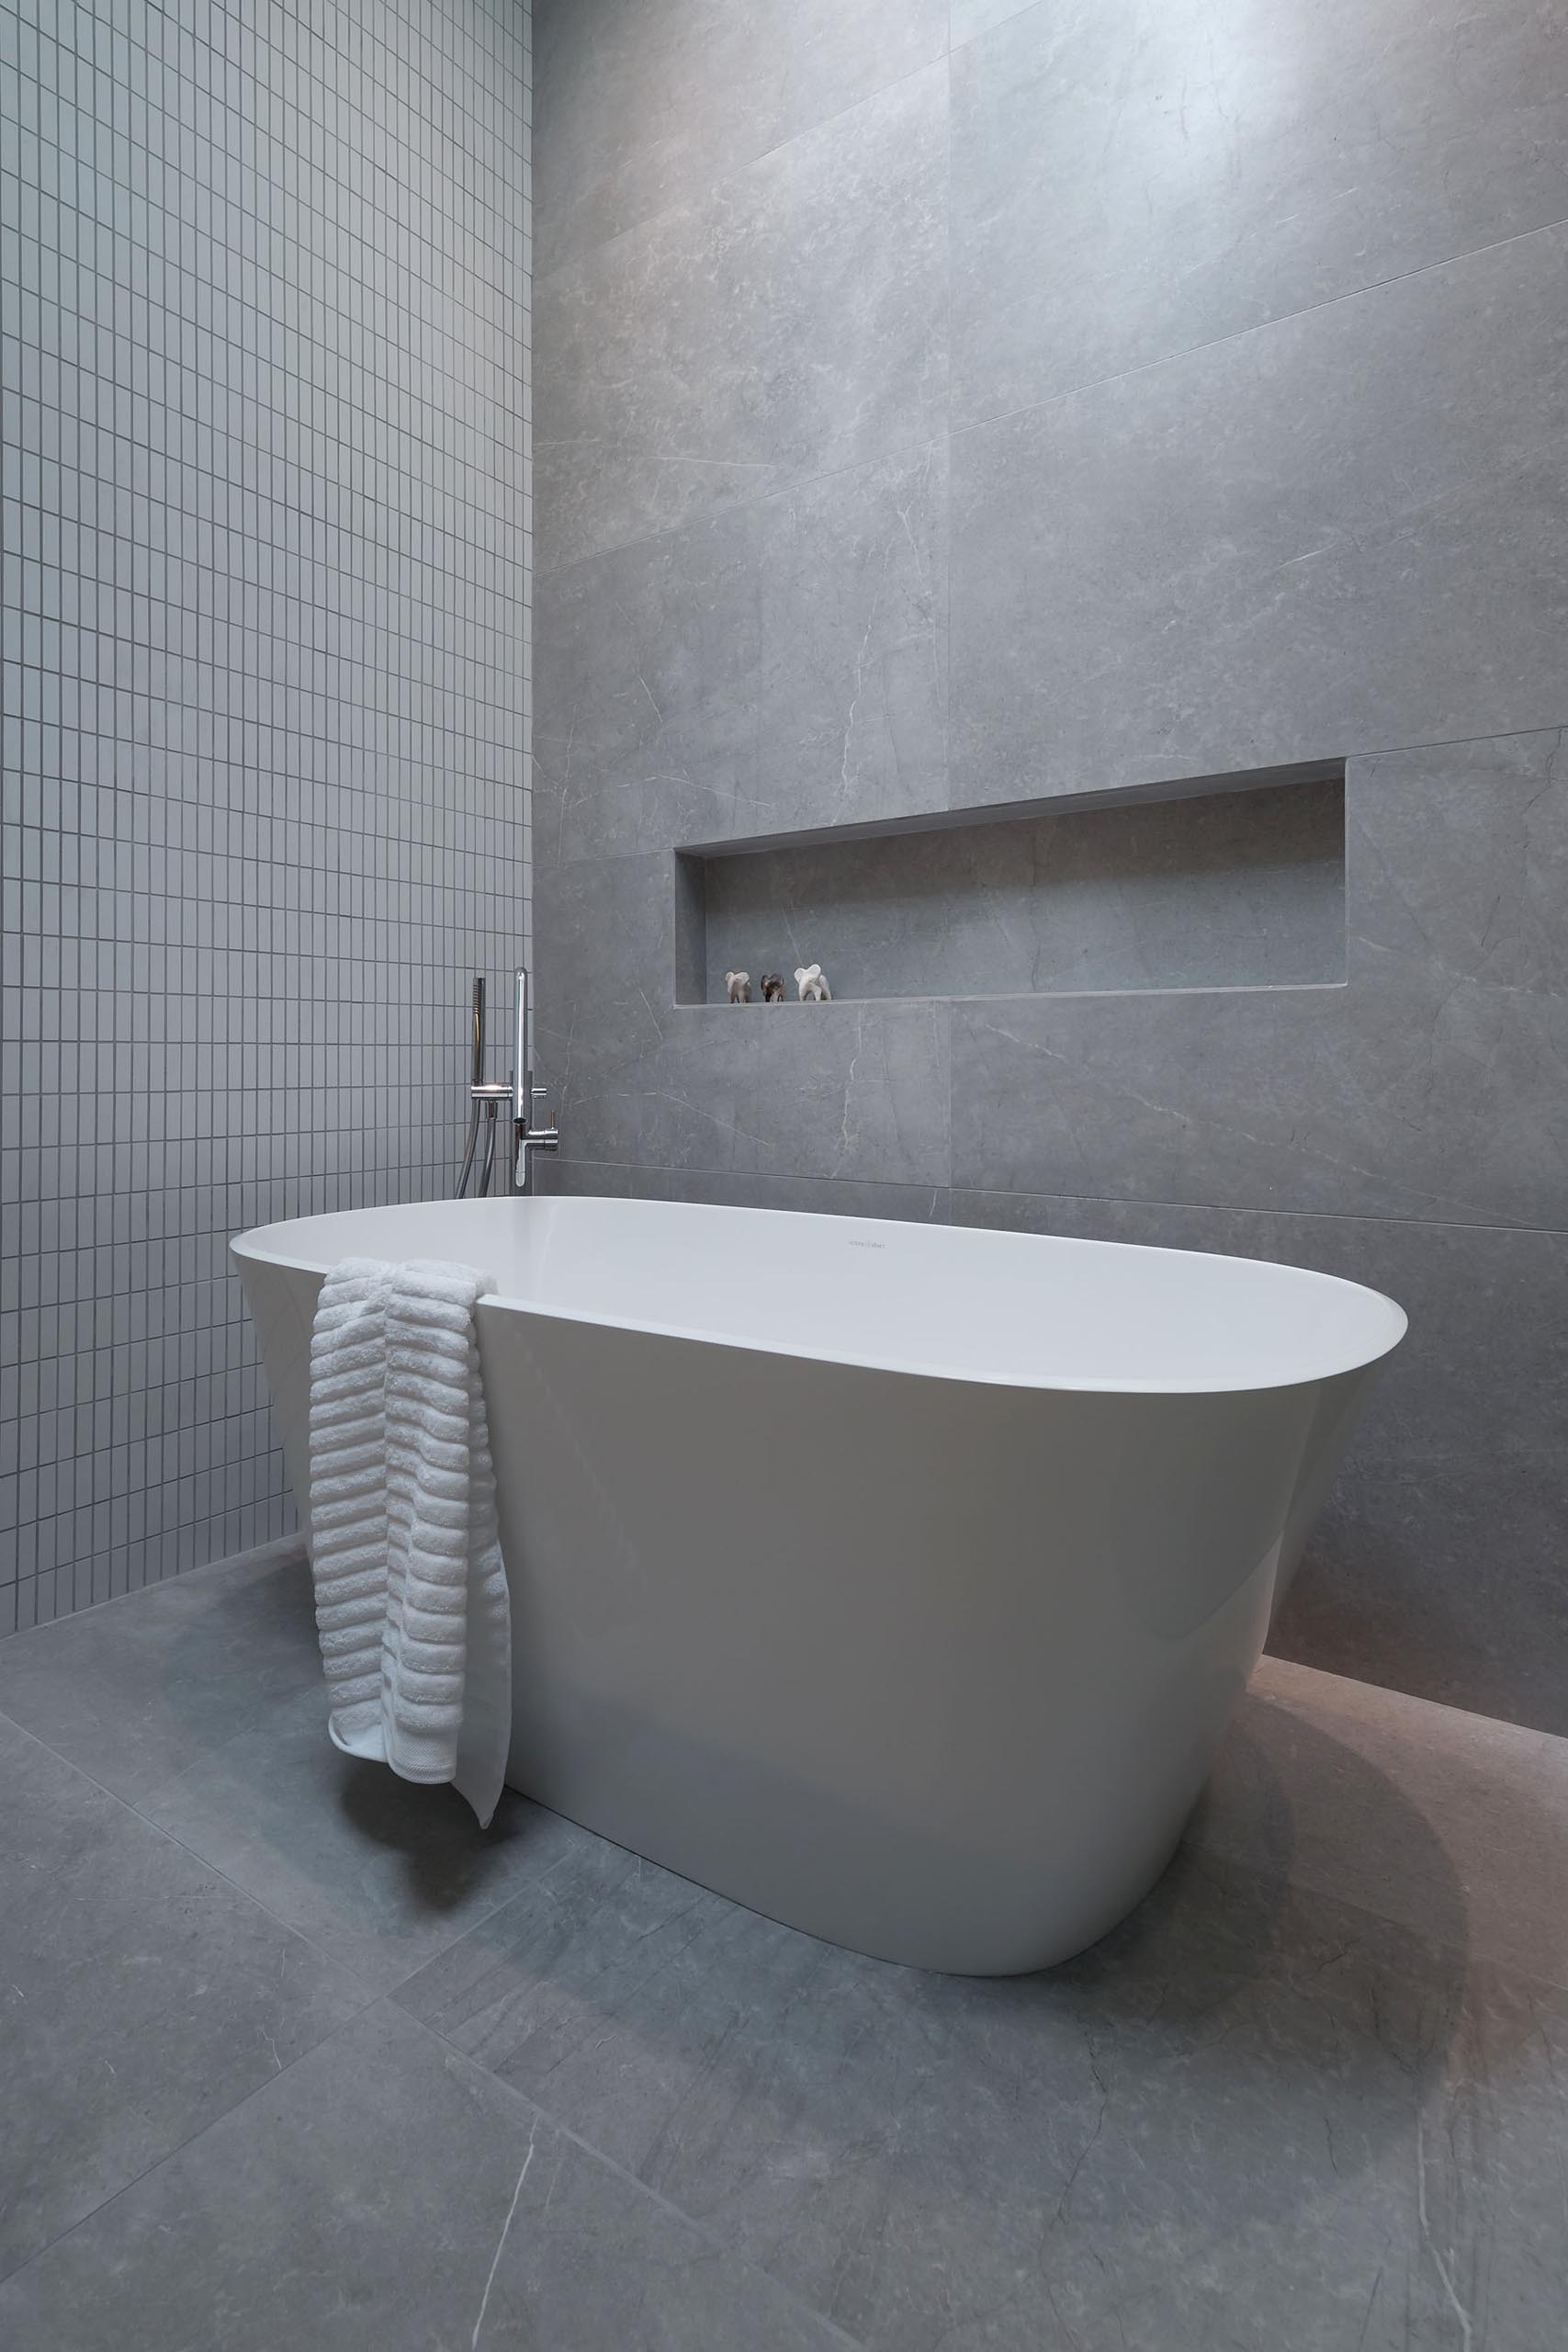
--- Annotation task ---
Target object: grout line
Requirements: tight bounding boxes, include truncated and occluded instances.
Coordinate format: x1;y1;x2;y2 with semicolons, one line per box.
537;169;1567;581
543;1159;1568;1243
0;1675;562;2026
532;427;948;583
119;1769;555;2012
0;1997;349;2293
0;1707;378;2281
0;1539;310;1645
6;1611;1568;2314
944;1188;1568;1243
3;1986;870;2349
0;1703;373;1996
948;211;1568;447
391;2008;874;2350
0;1671;869;2344
535;49;951;293
533;720;1568;852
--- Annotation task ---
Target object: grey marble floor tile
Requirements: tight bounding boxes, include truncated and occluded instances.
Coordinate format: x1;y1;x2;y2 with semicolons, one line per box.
949;225;1568;806
535;0;948;277
951;1191;1568;1738
952;0;1568;424
1197;1656;1568;1996
0;2002;852;2352
131;1681;579;1996
395;1824;1568;2351
0;1712;367;2280
536;64;947;571
0;1544;319;1804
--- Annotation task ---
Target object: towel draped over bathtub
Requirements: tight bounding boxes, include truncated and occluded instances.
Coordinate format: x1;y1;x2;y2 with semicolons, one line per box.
307;1256;512;1827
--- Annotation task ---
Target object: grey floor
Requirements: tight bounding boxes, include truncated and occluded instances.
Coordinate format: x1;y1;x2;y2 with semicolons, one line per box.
1;1553;1565;2351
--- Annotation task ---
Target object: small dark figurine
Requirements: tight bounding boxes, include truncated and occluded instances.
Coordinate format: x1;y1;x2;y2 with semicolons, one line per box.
761;973;786;1002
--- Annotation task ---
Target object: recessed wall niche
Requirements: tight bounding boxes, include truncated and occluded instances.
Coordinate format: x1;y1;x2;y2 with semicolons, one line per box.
674;763;1346;1006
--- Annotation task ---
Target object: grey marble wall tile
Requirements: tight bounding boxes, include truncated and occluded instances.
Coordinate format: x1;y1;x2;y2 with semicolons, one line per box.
0;2003;851;2352
536;514;768;865
947;987;1366;1216
535;443;949;868
751;440;948;841
951;1192;1568;1737
952;0;1568;424
0;1713;367;2278
951;0;1036;42
1341;731;1568;1227
544;1000;951;1188
731;995;952;1184
948;733;1568;1229
536;66;948;570
536;851;953;1184
541;1158;953;1225
699;775;1345;1001
949;227;1568;806
535;1159;678;1202
536;0;948;276
398;1826;1568;2352
535;851;760;1170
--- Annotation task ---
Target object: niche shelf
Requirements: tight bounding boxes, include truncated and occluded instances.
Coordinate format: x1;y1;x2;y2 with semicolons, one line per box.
673;761;1347;1006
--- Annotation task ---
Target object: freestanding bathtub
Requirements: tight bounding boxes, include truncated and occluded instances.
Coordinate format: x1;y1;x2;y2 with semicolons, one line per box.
232;1195;1404;1974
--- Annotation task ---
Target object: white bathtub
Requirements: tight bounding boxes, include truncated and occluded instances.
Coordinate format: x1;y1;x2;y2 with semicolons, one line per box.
232;1195;1404;1974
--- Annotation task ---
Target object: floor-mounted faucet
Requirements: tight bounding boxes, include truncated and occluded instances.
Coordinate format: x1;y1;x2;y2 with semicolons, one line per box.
459;967;558;1197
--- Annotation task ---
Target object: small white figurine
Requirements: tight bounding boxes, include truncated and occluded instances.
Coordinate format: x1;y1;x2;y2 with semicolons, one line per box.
726;970;752;1003
795;963;831;1002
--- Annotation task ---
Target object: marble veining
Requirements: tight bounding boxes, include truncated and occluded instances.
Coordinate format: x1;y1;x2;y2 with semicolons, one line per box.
535;66;949;571
534;442;950;866
535;0;948;277
950;0;1568;426
947;227;1568;807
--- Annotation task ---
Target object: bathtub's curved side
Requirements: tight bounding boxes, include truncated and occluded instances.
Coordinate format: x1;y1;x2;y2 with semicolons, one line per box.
235;1247;320;1544
232;1231;1380;1974
478;1305;1353;1973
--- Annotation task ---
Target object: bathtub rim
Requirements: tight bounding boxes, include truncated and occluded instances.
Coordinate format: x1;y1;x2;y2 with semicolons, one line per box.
231;1194;1407;1400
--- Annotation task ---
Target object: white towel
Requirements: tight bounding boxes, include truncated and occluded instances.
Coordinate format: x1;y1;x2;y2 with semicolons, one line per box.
308;1256;512;1827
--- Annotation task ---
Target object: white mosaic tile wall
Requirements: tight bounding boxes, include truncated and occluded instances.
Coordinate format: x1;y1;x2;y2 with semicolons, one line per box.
0;0;532;1632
